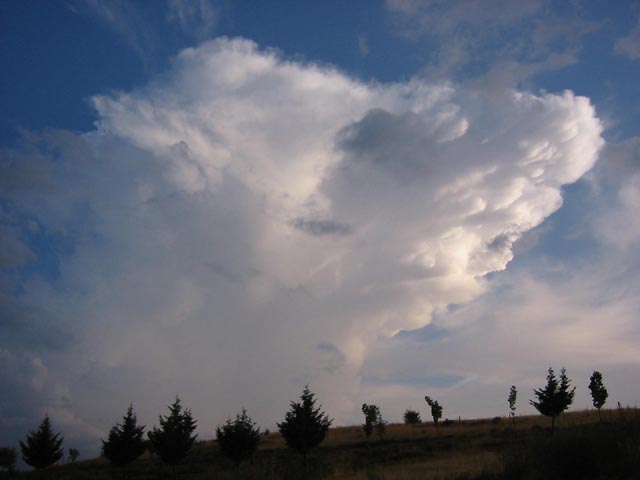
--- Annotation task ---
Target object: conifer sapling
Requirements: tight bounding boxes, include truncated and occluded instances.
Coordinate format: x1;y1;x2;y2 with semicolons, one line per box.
277;386;332;464
216;409;261;464
148;397;198;467
19;415;64;470
103;404;146;474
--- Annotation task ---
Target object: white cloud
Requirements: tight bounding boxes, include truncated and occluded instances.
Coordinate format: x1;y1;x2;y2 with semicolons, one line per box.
0;38;603;452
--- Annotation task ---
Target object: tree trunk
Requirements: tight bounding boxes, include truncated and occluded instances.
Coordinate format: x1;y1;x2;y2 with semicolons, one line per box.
551;415;556;435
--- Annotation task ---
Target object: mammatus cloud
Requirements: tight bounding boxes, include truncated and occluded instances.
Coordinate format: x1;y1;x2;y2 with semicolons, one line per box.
1;38;602;454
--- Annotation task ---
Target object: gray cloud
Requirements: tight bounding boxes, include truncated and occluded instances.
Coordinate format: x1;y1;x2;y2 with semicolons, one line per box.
292;218;353;237
614;17;640;60
0;226;35;268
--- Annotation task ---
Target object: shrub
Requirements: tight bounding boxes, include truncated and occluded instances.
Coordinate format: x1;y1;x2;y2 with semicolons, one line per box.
403;409;421;424
0;447;17;474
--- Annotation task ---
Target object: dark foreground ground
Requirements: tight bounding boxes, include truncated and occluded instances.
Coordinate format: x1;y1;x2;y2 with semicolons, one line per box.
3;408;639;479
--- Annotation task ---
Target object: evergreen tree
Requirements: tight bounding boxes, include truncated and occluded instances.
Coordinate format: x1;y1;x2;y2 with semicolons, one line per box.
361;404;385;439
508;385;518;427
403;409;421;425
530;367;575;434
19;415;64;470
216;409;261;465
0;447;17;474
424;396;443;432
277;386;332;465
102;405;146;477
588;370;608;421
148;397;198;469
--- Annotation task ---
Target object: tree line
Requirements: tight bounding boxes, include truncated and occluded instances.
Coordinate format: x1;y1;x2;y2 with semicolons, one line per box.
0;368;610;476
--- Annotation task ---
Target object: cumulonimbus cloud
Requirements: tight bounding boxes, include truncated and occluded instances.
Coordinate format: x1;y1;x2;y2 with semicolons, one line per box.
1;37;602;451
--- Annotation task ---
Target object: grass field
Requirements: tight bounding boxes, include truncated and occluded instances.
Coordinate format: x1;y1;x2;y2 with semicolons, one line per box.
4;408;639;479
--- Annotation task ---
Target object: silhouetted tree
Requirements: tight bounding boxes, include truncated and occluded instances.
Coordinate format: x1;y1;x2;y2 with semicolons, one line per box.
530;367;575;434
103;405;146;478
19;415;64;470
68;448;79;463
403;409;421;425
508;385;518;427
216;409;260;465
424;396;443;432
0;447;17;475
148;397;197;474
277;386;332;466
361;404;385;439
588;371;608;421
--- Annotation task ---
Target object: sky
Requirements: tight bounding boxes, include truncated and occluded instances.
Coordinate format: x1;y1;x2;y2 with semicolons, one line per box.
1;0;640;460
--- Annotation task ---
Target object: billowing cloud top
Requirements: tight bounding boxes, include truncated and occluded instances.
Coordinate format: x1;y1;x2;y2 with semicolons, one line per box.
1;38;602;450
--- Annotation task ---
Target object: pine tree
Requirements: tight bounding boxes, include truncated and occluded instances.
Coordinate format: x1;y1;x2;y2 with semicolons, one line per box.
508;385;518;427
19;415;64;470
277;386;332;465
424;396;443;432
148;397;198;470
102;405;146;477
588;371;608;421
530;367;575;434
216;409;261;465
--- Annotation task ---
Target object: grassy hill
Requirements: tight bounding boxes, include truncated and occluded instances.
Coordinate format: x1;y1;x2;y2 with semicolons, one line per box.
5;408;639;479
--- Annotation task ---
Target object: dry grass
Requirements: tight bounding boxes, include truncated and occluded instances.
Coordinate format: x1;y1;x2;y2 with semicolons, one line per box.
7;408;637;479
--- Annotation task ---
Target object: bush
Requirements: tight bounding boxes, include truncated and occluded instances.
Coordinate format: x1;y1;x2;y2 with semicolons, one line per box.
0;447;16;474
403;409;421;424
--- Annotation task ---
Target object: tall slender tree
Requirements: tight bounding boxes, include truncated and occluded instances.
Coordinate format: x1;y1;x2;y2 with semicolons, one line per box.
424;396;443;432
588;371;608;421
103;405;146;478
508;385;518;427
530;367;575;434
277;386;332;467
148;397;198;473
19;415;64;470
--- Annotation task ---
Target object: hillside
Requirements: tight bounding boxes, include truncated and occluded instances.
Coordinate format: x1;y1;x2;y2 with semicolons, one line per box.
5;408;639;479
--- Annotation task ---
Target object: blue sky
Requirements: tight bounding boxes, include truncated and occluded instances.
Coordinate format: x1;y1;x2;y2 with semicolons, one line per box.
1;0;640;461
